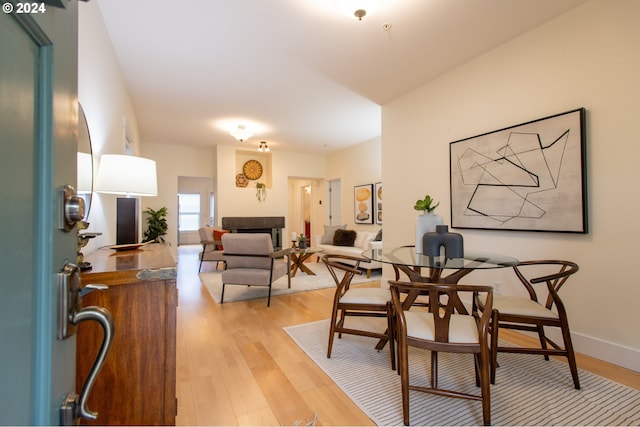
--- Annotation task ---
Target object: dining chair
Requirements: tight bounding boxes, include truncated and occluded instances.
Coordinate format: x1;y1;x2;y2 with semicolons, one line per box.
477;260;580;389
390;280;493;426
321;254;395;370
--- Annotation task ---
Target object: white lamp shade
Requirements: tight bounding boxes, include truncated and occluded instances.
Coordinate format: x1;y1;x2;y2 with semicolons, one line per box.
77;152;93;193
95;154;158;196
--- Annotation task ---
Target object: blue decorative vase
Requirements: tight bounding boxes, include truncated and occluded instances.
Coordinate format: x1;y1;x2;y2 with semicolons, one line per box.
415;212;444;253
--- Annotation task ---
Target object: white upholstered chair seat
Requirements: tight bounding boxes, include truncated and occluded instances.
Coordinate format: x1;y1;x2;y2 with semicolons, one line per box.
405;311;479;343
479;293;559;319
340;287;390;305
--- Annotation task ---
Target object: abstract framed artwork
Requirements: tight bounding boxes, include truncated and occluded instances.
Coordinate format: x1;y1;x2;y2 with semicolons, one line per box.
449;108;587;233
354;184;374;224
374;182;383;225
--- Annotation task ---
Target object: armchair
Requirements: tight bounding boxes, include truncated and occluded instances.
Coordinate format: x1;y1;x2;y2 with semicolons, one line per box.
198;227;226;272
221;233;292;307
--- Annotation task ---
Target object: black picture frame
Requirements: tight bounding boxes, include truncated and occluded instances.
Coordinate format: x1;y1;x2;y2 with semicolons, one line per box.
354;184;374;224
449;108;587;233
374;182;382;225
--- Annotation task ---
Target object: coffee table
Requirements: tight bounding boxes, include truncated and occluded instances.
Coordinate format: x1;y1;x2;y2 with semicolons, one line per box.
290;247;323;276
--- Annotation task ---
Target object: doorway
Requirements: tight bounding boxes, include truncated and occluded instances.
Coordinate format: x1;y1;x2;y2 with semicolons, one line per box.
288;178;323;245
177;176;214;245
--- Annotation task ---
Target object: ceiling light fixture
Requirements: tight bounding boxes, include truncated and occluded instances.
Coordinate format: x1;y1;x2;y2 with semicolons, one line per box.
230;125;252;142
354;8;366;20
258;141;270;152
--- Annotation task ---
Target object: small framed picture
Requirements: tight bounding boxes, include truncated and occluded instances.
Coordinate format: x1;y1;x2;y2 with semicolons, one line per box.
374;182;382;225
354;184;374;224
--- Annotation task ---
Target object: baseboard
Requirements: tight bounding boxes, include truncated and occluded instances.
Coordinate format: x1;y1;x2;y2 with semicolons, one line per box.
552;329;640;373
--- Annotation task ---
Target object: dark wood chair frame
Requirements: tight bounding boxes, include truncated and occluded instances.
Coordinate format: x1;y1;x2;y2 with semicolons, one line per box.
390;280;493;426
322;254;396;370
487;260;580;389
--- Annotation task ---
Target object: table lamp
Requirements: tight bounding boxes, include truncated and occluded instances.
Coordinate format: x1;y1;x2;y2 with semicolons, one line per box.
95;154;157;245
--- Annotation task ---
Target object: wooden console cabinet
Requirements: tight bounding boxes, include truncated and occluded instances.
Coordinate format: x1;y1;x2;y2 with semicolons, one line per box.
78;244;178;425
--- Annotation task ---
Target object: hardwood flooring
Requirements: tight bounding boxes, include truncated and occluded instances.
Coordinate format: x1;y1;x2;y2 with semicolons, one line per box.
175;245;640;426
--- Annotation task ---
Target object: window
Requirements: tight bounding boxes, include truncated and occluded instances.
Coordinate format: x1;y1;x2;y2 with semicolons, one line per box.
178;193;200;231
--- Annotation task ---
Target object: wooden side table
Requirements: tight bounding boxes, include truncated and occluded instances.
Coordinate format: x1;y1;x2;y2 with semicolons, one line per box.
290;247;323;276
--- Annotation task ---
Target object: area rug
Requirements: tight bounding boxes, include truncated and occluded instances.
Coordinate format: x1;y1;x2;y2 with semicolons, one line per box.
284;318;640;426
200;262;381;304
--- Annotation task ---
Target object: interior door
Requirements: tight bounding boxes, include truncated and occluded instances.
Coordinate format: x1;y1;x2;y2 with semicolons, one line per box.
0;3;81;424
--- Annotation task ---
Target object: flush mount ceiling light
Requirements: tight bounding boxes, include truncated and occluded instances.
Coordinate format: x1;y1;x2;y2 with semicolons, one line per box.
230;125;252;142
258;141;270;152
335;0;381;20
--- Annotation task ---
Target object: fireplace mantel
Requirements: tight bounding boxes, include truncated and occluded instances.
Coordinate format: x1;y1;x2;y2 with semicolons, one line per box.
221;216;285;250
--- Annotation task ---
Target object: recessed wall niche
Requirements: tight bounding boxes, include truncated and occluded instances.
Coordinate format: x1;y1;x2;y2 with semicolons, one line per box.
236;150;272;188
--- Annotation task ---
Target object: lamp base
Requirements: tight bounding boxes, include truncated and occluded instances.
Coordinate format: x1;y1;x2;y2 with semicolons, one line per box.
116;197;139;245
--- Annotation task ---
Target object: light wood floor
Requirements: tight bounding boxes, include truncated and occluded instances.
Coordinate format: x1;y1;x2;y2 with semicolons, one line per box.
175;245;640;426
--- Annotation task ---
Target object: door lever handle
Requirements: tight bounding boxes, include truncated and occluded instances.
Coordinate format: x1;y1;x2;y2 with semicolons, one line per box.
71;306;114;421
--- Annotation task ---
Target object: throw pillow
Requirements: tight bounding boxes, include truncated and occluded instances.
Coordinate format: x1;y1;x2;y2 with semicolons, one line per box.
213;229;228;250
333;229;357;247
374;229;382;241
321;224;346;245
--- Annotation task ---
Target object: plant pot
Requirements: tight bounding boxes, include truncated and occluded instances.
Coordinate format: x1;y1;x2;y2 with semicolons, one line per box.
415;212;443;253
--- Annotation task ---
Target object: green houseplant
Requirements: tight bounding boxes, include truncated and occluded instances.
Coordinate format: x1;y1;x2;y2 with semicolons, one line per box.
297;234;308;249
413;194;440;213
143;207;168;243
413;195;443;253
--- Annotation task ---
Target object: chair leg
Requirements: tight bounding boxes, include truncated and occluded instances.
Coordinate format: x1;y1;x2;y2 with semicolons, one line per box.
327;300;340;358
536;325;550;361
561;320;581;389
366;269;371;278
267;283;272;307
386;302;396;371
198;257;204;272
430;351;438;388
398;335;410;426
479;347;491;426
220;282;225;303
490;310;499;384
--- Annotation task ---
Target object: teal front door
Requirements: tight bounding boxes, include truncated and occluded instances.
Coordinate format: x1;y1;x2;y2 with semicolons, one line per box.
0;2;82;424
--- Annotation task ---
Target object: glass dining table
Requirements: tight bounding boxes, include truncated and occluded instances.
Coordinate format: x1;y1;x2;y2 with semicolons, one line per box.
363;246;519;284
363;246;519;351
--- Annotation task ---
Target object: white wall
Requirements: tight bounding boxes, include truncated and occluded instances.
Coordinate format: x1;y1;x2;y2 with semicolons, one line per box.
327;137;382;234
78;0;141;253
382;0;640;370
141;143;216;255
215;145;327;245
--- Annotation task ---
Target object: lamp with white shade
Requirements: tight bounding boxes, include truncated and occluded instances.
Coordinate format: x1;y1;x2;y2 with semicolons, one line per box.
95;154;158;245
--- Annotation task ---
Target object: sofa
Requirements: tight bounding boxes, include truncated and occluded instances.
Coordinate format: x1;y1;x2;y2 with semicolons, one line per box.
314;226;382;278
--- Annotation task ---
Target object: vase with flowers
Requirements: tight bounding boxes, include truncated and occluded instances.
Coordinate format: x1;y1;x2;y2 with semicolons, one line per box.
414;194;443;253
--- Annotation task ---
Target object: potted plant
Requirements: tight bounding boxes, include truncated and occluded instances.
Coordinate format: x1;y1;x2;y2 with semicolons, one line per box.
297;234;308;249
413;195;443;253
143;207;168;243
413;194;440;213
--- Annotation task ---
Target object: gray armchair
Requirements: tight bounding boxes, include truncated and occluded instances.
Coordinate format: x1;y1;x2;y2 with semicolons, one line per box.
198;227;226;272
221;233;292;306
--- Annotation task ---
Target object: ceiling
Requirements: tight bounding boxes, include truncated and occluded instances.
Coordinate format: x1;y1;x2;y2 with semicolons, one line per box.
96;0;586;153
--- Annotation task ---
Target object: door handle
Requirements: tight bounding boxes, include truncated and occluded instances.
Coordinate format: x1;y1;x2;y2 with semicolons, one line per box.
58;263;114;424
71;305;114;421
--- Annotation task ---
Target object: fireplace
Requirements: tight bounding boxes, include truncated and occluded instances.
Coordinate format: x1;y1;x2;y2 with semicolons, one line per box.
221;216;285;250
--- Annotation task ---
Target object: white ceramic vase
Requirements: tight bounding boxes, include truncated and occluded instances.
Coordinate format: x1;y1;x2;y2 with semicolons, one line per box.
415;212;444;253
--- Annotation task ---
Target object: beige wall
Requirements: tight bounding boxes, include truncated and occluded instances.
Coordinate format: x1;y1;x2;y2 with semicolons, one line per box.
327;137;382;234
78;0;140;253
382;0;640;370
141;143;217;252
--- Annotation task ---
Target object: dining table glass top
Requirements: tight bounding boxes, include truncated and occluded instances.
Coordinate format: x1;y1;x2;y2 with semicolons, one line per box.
363;246;518;270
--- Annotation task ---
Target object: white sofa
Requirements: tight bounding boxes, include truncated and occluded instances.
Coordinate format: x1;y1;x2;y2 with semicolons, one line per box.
315;230;382;277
